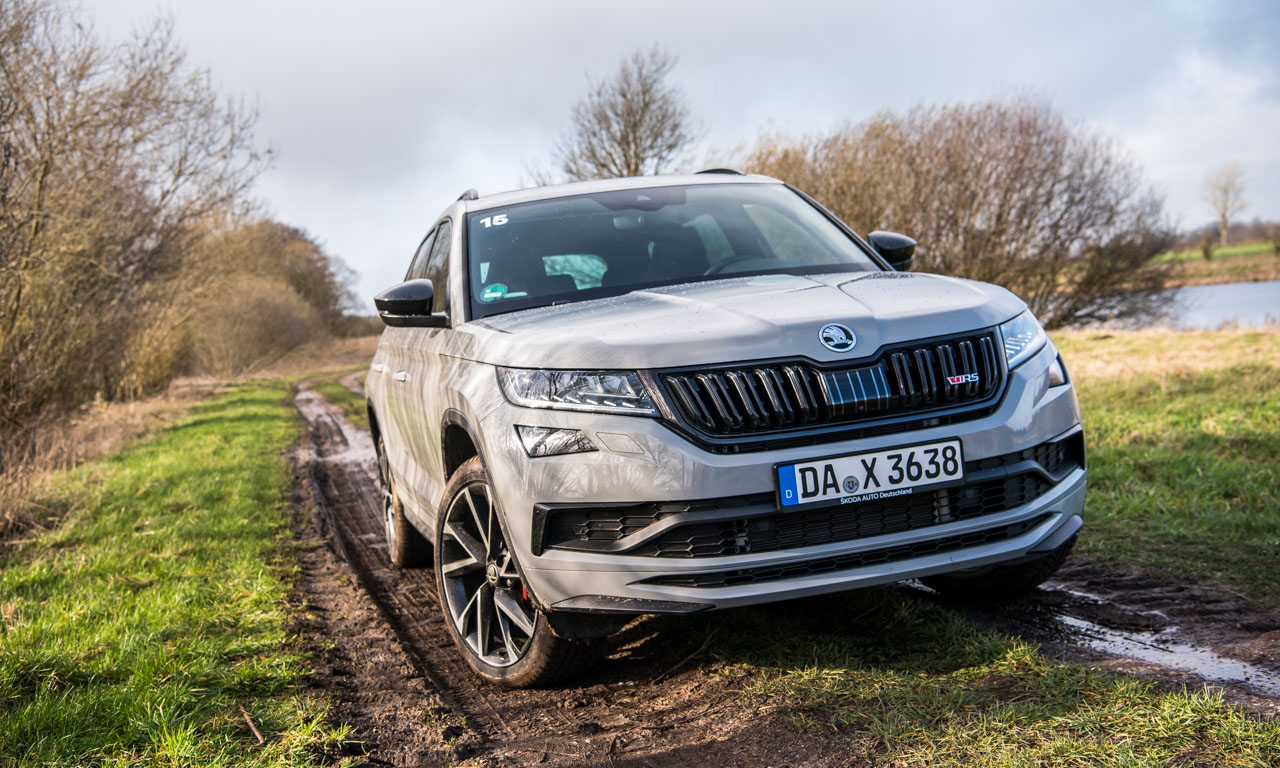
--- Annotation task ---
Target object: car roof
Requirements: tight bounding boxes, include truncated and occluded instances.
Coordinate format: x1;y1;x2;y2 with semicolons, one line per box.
460;172;784;214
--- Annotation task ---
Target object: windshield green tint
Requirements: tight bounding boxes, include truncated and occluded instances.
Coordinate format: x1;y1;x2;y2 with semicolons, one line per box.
466;183;880;319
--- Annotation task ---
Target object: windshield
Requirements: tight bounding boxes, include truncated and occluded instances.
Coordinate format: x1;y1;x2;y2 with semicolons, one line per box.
465;182;881;319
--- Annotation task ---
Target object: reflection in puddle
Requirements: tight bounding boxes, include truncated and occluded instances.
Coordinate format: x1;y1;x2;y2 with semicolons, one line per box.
1057;614;1280;697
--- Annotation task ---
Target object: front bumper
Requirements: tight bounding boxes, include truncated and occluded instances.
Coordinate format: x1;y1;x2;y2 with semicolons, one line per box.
476;342;1084;613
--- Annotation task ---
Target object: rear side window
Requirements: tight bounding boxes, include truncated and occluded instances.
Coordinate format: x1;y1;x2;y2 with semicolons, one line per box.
406;228;438;280
424;219;452;313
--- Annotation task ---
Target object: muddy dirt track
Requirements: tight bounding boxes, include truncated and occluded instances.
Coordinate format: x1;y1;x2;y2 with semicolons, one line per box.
290;385;1280;767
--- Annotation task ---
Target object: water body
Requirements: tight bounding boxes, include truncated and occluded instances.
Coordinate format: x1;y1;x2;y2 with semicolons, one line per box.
1160;281;1280;329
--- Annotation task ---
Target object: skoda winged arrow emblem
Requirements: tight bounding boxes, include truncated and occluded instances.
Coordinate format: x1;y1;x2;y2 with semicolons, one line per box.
819;323;857;353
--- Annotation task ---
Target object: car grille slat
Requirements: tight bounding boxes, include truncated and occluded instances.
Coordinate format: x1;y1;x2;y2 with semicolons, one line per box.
660;331;1003;438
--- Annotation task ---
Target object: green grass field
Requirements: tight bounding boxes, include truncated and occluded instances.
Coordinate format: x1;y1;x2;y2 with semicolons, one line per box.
1158;240;1277;264
0;382;349;767
1056;329;1280;603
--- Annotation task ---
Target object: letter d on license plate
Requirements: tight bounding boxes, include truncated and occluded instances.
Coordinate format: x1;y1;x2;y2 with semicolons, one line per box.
776;439;964;510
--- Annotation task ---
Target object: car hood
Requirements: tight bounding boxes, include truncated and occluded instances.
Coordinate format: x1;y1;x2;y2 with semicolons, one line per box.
449;272;1025;369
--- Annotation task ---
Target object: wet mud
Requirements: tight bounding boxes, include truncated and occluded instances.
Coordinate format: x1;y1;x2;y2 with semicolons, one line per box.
291;384;1280;766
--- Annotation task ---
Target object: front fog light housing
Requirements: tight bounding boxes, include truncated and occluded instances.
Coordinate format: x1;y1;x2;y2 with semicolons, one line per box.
497;368;657;415
1000;310;1048;369
515;425;596;457
1047;356;1068;387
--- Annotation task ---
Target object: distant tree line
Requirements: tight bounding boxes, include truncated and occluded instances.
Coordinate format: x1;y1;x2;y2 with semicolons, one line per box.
0;0;361;445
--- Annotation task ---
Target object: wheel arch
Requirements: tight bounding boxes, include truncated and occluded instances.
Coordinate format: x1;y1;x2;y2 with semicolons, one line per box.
441;408;484;482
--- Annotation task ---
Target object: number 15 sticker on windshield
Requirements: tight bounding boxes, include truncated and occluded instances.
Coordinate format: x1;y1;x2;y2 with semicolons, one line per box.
776;439;964;511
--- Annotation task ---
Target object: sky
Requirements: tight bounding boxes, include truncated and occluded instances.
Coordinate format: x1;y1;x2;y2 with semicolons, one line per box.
90;0;1280;309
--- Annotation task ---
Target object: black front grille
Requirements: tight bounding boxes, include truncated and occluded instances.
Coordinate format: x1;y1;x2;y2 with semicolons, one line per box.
638;515;1053;588
659;331;1003;437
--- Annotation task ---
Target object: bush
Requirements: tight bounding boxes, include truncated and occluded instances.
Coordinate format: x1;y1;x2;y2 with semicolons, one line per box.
746;98;1176;328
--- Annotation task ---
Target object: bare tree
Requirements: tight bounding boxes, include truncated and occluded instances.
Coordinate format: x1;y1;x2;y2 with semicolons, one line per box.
746;98;1175;329
0;0;267;428
554;46;696;181
1202;162;1248;248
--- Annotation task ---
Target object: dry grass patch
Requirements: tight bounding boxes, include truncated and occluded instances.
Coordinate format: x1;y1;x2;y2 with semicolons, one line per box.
254;335;379;378
1052;327;1280;380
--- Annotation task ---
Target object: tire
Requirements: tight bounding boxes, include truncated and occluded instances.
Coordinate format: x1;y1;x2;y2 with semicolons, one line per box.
921;534;1076;601
375;432;430;568
434;456;598;687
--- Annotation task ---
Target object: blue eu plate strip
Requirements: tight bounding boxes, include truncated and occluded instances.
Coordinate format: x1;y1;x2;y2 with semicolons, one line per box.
777;465;798;507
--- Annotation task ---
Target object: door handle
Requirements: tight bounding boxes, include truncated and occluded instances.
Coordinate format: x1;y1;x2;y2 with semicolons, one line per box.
393;370;408;382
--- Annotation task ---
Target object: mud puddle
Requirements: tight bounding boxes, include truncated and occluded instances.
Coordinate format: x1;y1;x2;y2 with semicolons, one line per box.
1056;613;1280;696
912;576;1280;713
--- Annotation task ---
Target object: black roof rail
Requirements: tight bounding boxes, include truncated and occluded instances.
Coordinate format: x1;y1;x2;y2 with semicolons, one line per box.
457;189;479;201
696;168;744;175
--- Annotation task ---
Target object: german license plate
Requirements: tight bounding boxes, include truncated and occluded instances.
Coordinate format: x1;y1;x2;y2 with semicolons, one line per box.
776;439;964;511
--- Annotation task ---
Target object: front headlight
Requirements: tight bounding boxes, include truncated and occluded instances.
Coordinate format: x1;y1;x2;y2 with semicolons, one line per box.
497;368;657;416
999;310;1048;369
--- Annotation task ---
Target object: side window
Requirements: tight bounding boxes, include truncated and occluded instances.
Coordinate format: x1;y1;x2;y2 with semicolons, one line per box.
424;219;452;313
406;228;437;280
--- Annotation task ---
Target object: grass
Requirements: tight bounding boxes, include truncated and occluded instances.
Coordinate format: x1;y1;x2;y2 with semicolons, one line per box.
694;588;1280;766
1158;240;1277;264
1054;329;1280;603
311;373;368;432
0;381;349;767
1157;240;1280;287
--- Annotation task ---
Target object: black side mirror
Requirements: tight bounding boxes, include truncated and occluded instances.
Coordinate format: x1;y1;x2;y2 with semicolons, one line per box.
868;231;916;272
374;279;449;328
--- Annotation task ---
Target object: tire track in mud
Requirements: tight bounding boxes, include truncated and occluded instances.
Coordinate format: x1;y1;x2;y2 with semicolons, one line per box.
294;389;513;746
293;386;845;767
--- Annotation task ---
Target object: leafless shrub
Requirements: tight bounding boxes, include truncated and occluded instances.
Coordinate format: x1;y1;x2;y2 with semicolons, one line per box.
746;98;1176;329
554;46;696;181
188;276;325;377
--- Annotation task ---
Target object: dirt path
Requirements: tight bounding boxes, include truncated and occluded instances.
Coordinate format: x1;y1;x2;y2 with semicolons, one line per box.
291;384;1280;766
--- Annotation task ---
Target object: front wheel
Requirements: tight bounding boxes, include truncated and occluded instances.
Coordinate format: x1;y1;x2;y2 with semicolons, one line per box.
921;534;1076;601
434;456;597;687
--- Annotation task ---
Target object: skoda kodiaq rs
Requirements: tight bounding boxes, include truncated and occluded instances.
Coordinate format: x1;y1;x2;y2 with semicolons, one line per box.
366;172;1085;687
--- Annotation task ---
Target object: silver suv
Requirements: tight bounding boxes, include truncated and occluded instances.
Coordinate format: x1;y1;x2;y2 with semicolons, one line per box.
367;172;1085;687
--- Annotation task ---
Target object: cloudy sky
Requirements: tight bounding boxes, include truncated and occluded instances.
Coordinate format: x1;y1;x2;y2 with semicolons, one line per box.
92;0;1280;308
